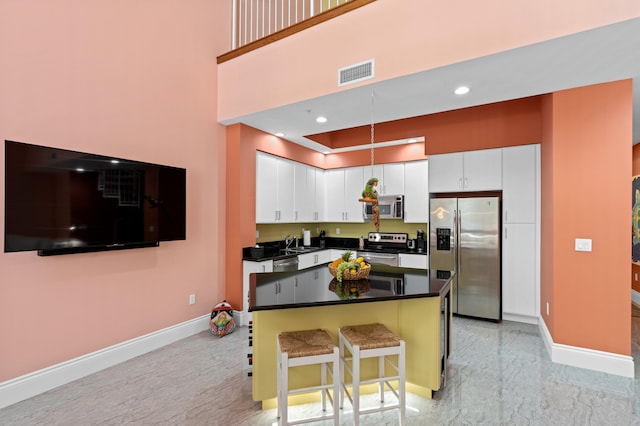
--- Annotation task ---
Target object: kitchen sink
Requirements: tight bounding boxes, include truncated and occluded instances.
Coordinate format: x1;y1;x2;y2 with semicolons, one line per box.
280;246;320;254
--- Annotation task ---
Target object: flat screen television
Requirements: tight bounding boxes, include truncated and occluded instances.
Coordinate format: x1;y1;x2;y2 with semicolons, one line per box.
4;140;186;256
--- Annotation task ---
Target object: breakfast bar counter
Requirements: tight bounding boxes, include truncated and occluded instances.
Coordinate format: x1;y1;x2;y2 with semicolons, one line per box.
248;264;453;406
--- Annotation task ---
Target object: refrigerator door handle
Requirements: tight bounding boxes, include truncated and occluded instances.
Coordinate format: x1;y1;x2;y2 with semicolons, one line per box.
455;209;461;272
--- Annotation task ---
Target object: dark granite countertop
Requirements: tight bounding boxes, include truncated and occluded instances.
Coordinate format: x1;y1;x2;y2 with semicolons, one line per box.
243;237;427;262
249;264;452;311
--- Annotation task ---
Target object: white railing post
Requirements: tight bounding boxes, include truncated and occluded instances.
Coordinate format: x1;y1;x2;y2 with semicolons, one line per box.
234;0;353;49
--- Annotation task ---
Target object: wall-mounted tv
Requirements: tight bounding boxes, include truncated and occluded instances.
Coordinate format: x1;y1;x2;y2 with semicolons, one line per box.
4;140;186;256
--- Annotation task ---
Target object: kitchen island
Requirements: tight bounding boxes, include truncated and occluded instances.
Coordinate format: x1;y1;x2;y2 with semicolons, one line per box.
248;264;453;407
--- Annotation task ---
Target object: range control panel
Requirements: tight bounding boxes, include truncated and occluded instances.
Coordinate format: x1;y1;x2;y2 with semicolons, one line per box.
367;232;408;244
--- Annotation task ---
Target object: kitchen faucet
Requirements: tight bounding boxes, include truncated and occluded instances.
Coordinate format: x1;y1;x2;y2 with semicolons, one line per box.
285;235;298;249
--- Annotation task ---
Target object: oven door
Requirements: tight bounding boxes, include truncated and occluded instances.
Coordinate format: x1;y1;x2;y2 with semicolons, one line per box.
360;252;399;267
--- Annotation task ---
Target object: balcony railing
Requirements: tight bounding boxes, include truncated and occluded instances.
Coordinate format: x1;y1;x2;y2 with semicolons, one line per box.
219;0;375;63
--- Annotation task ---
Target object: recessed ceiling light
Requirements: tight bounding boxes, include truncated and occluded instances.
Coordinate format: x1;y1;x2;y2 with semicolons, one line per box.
454;86;470;95
316;116;328;124
111;159;119;164
76;168;84;172
275;132;286;137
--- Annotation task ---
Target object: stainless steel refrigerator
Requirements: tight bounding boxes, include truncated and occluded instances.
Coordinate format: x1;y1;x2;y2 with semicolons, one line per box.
429;196;501;321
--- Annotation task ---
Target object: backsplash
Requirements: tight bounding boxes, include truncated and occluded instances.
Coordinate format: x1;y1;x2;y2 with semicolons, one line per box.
256;221;428;243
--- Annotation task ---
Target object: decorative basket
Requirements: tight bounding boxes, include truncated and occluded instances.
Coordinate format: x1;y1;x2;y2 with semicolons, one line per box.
328;264;371;281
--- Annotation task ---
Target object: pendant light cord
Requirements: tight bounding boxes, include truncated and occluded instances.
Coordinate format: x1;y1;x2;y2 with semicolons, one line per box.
370;91;375;176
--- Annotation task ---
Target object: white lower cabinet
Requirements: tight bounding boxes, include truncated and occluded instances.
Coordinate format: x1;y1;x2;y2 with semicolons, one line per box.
298;250;332;270
502;223;537;322
398;253;428;269
243;260;274;324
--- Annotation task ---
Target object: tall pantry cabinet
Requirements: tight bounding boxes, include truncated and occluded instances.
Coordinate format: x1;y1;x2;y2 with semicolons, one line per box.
501;144;539;324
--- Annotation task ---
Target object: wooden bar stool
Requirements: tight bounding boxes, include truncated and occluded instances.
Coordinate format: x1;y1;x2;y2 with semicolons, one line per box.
277;329;340;425
339;323;406;425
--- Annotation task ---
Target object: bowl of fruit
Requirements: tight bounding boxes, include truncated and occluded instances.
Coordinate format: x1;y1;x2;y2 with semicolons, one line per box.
328;251;371;282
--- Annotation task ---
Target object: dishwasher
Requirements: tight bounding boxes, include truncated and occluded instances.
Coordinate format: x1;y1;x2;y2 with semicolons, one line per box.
272;256;299;272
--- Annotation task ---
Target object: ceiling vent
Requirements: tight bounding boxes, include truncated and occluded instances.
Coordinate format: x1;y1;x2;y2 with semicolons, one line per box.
338;59;375;87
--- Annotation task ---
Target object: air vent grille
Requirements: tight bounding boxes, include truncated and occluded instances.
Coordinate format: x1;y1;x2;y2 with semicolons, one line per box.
338;59;375;86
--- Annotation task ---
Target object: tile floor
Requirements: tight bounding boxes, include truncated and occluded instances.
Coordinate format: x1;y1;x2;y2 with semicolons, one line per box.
1;315;639;425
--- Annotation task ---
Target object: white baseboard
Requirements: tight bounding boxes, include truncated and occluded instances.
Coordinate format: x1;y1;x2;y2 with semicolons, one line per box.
502;312;539;325
538;317;634;378
233;310;252;327
0;314;211;410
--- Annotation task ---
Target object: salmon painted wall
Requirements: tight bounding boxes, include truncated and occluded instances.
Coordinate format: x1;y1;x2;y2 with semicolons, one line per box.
218;0;640;123
0;1;230;382
541;81;632;355
309;97;542;153
633;144;640;293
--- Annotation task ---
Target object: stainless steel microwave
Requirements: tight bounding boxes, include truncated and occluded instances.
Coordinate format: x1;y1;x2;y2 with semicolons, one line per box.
363;195;404;220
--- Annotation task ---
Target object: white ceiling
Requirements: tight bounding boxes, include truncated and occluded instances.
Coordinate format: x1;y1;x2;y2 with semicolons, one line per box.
223;18;640;152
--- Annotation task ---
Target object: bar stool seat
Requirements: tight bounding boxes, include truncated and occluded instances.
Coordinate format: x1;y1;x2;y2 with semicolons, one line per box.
339;323;406;425
277;329;340;426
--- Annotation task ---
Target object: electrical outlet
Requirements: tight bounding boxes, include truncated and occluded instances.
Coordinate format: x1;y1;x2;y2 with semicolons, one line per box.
546;302;549;316
189;294;196;305
256;230;260;238
336;228;340;235
635;273;638;282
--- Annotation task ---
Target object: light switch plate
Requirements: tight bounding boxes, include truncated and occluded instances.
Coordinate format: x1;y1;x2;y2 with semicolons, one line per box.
575;238;592;252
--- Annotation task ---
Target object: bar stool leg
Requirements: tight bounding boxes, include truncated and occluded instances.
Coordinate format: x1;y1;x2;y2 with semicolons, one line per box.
339;336;345;410
321;361;327;412
378;355;385;403
352;344;360;426
278;351;288;426
332;347;340;426
399;341;406;425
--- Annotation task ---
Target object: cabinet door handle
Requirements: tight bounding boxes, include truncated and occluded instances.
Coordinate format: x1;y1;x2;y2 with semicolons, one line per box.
458;178;463;189
295;211;298;221
504;227;508;239
261;265;265;272
505;210;508;223
464;177;468;188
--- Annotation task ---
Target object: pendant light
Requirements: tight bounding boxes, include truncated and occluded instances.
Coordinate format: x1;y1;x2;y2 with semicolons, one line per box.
359;91;380;231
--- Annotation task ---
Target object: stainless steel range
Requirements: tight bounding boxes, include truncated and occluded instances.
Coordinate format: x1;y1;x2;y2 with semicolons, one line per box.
359;232;409;266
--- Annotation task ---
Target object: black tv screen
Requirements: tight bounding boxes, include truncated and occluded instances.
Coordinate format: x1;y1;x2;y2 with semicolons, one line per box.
4;140;186;255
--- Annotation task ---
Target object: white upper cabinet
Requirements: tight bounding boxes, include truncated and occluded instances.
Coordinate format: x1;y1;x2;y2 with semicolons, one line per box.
324;169;346;222
370;163;404;196
293;163;309;222
325;167;365;222
313;168;325;222
502;145;538;224
403;160;429;223
428;148;502;192
294;163;323;222
256;152;294;223
344;166;366;222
